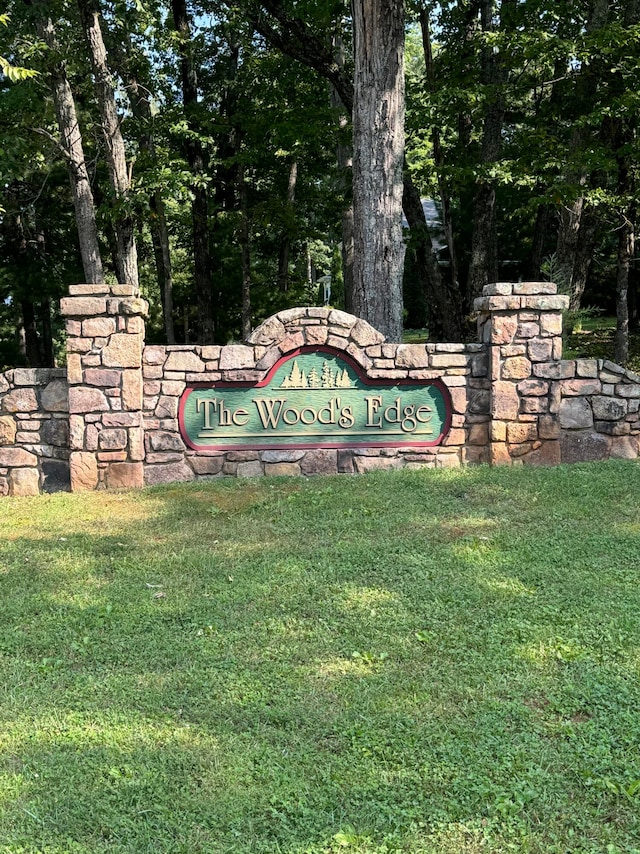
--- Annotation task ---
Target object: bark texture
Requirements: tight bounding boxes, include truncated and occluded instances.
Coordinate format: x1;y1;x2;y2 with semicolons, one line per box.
77;0;138;287
35;15;104;284
351;0;406;342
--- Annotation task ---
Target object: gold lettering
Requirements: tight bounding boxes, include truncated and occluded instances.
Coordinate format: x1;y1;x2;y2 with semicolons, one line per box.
196;397;217;430
365;396;383;427
317;397;337;425
401;404;417;433
232;407;249;427
300;406;317;425
253;398;285;429
416;404;432;424
339;405;354;429
384;397;402;424
282;405;300;426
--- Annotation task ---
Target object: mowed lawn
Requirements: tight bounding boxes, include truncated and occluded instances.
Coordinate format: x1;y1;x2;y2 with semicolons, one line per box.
0;462;639;854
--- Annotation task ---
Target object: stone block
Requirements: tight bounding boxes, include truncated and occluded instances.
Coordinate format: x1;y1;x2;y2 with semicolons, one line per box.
491;382;520;420
0;415;16;445
102;333;143;368
106;462;144;489
520;397;548;414
483;282;514;296
559;397;593;429
191;456;224;475
0;447;37;467
517;322;540;339
431;354;470;367
2;388;38;413
82;317;116;338
155;396;179;419
149;432;186;452
396;344;429;369
501;344;527;357
261;450;305;463
84;369;121;387
237;460;264;477
248;316;287;346
468;422;489;445
119;297;148;317
98;429;128;450
560;378;602;396
517;379;548;396
41;418;69;448
539;313;563;336
68;387;109;414
70;451;99;491
264;462;301;476
304;325;328;346
489;315;518;345
299;449;338;475
575;359;599;378
350;319;385;347
66;354;83;385
435;453;461;468
560;429;611;463
144;461;194;486
68;284;110;296
337;450;354;473
502;357;531;380
164;351;205;372
616;384;640;399
9;467;41;496
591;396;628;421
528;339;554;362
60;297;107;316
219;345;255;370
507;423;538;444
353;455;403;473
610;436;639;459
122;370;143;411
144;347;167;366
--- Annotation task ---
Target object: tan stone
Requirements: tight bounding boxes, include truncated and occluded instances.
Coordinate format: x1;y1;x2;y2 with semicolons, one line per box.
9;467;40;496
560;378;602;396
396;344;429;369
129;427;145;461
490;443;513;465
610;436;639;459
540;313;563;336
122;370;143;411
82;317;116;338
237;460;264;477
68;284;110;296
264;462;301;476
350;319;385;347
502;357;531;380
489;315;518;345
60;296;107;316
278;333;305;354
144;346;168;366
85;368;121;387
68;387;109;414
119;297;148;317
145;460;194;486
538;415;561;440
517;322;540;339
0;416;16;445
106;462;144;489
155;396;179;419
2;388;38;413
102;333;143;368
491;382;520;420
435;453;461;468
66;353;83;385
127;316;145;334
507;423;538;444
164;351;205;372
70;451;99;491
248;316;287;346
0;447;37;467
299;449;338;475
513;281;557;296
353;455;402;473
218;345;255;370
431;354;470;367
160;380;185;397
304;325;328;346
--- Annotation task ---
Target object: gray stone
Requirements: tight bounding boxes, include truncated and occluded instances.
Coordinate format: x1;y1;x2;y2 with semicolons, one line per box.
591;396;627;421
560;429;611;463
144;461;194;486
559;397;593;429
41;418;70;448
261;450;306;463
41;380;69;412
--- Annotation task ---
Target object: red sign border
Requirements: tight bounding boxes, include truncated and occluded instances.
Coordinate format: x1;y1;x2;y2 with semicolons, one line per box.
178;345;453;453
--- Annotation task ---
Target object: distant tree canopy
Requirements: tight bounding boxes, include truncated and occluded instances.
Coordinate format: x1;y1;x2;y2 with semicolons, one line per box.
1;0;639;368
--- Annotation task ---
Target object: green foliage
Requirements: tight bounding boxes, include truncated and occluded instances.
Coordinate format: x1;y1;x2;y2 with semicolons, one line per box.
1;462;640;852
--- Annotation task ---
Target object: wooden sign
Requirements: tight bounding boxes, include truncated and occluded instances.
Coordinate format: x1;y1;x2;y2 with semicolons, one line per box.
179;347;451;452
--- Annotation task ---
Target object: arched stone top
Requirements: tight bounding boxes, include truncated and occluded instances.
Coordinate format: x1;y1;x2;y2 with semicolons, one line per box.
247;307;386;350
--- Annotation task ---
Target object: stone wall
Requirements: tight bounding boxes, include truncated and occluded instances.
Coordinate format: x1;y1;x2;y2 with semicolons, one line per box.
559;359;640;461
142;307;491;485
1;281;639;497
0;368;70;496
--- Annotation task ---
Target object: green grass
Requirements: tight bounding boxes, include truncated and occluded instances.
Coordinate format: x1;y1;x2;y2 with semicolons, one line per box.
1;462;640;853
564;317;640;376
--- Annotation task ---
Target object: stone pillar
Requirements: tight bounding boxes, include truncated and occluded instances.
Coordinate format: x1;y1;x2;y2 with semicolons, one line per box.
60;284;148;490
475;282;569;465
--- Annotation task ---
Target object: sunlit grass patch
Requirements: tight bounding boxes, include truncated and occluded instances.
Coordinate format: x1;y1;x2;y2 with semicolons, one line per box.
0;460;639;853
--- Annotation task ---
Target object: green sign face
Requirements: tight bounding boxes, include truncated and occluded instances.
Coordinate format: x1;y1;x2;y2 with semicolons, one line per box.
178;347;451;452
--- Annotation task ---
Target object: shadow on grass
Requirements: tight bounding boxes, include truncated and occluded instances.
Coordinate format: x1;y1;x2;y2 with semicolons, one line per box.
1;462;639;853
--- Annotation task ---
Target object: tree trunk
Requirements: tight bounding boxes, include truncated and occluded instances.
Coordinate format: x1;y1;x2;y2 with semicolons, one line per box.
172;0;214;343
569;206;598;310
616;211;634;365
331;30;354;311
528;203;551;280
277;160;298;292
34;14;104;284
402;173;463;341
468;0;509;301
76;0;138;287
351;0;406;342
126;69;176;342
21;299;41;367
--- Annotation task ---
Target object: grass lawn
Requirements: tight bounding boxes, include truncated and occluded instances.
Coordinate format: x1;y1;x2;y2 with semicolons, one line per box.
1;462;639;854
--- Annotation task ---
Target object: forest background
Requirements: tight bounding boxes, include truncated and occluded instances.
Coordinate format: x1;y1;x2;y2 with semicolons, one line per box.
1;0;639;371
